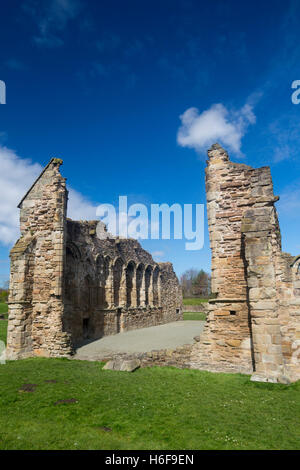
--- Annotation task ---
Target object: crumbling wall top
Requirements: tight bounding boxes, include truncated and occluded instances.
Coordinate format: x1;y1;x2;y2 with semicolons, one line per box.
18;157;64;209
207;143;230;164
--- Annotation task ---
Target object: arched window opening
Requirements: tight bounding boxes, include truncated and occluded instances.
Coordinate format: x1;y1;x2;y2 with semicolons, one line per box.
113;258;124;307
145;265;153;306
136;264;144;307
65;244;80;306
96;255;105;308
103;256;111;308
82;274;95;312
126;261;136;307
152;266;160;306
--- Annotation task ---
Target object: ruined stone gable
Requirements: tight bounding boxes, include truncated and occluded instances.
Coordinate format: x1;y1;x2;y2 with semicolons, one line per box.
7;159;182;359
6;148;299;384
191;144;300;384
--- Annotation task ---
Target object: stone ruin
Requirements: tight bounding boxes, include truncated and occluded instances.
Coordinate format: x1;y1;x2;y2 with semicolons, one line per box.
6;146;300;384
191;144;300;384
6;158;182;359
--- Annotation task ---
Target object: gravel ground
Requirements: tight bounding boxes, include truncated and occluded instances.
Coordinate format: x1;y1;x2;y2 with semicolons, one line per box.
74;320;205;359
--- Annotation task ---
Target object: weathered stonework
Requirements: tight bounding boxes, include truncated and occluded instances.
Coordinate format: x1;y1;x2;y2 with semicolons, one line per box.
191;144;300;383
7;148;299;383
77;344;194;370
7;159;182;359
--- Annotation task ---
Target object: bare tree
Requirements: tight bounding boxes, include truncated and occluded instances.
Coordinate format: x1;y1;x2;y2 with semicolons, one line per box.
192;270;211;297
180;269;210;298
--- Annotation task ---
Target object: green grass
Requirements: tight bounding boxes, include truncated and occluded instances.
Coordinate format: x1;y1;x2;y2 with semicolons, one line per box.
183;298;209;306
0;303;8;344
0;320;7;344
0;303;8;316
183;312;206;321
0;357;299;450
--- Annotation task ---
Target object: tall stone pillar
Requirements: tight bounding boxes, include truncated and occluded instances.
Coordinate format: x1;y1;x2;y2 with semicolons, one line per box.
191;144;254;374
139;270;146;307
7;158;73;359
148;273;154;307
242;201;287;383
105;264;114;309
119;267;127;308
131;266;137;307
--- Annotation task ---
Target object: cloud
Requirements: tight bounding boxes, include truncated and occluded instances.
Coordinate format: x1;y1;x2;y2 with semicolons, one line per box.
267;113;300;164
152;251;165;260
177;101;256;155
90;34;146;86
24;0;82;48
0;144;98;246
67;188;98;220
0;145;42;244
277;179;300;218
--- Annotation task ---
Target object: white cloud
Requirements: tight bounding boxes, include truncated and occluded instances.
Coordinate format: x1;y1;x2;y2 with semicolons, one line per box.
267;113;300;164
24;0;82;47
177;101;256;155
67;188;97;220
0;146;42;244
277;180;300;218
0;144;97;246
152;251;165;260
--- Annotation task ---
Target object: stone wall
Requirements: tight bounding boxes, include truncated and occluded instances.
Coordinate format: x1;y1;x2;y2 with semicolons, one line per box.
7;159;72;359
77;344;194;369
191;144;300;383
63;220;182;348
7;159;182;358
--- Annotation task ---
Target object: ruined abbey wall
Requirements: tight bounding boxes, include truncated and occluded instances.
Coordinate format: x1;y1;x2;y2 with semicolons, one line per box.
191;144;300;383
6;148;299;383
63;220;181;347
7;159;182;359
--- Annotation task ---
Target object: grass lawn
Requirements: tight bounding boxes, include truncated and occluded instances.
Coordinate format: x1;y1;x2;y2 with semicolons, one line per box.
0;320;7;344
0;303;8;317
183;298;209;306
183;312;206;321
0;356;299;450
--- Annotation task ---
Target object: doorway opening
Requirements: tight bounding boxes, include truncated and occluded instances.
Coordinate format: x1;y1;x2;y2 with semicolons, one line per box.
83;318;90;339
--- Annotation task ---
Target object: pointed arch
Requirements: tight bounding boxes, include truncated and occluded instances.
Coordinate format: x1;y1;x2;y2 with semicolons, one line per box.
113;257;125;307
126;260;136;307
136;263;144;307
96;254;105;307
82;274;95;311
65;242;81;305
152;265;160;306
145;265;153;306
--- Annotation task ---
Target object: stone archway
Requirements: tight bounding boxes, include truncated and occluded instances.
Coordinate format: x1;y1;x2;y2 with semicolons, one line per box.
126;261;136;307
113;258;125;307
136;263;144;307
145;265;153;306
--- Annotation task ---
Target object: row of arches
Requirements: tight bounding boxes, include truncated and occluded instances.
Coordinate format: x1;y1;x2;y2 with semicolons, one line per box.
65;244;162;311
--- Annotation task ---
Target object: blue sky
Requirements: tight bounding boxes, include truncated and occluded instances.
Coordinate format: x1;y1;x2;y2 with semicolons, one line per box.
1;0;300;285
